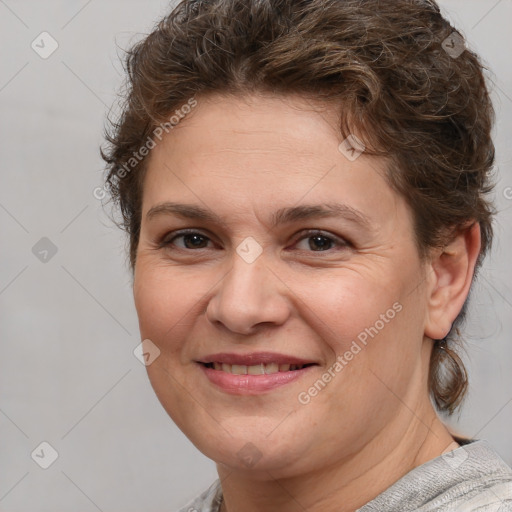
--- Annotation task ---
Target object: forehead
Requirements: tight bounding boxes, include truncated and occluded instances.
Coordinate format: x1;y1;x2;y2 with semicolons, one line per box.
141;93;407;231
151;92;348;160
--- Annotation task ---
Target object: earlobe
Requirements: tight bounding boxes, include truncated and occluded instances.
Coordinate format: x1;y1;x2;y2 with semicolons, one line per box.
424;222;481;340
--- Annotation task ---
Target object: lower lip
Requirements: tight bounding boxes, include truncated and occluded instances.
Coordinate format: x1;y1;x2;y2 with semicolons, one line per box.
198;363;317;395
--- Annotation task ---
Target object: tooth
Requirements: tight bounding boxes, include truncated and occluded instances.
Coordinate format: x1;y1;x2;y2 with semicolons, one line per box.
217;362;303;374
231;364;248;375
248;364;265;375
264;362;279;374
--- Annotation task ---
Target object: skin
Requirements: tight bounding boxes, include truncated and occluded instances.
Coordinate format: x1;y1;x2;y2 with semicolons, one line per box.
133;92;481;512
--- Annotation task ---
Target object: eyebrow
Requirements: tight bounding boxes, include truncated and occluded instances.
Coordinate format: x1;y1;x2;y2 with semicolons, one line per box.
146;201;373;230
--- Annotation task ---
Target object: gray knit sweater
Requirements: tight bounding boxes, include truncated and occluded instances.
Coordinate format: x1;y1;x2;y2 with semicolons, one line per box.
176;439;512;511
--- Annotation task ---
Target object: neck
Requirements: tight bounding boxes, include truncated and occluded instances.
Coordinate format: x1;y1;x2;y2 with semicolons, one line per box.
217;404;456;512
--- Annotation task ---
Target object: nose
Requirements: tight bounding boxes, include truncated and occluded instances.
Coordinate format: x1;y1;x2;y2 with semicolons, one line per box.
205;250;291;336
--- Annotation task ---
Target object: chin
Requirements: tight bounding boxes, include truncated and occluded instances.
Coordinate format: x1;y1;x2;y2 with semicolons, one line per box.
187;421;312;474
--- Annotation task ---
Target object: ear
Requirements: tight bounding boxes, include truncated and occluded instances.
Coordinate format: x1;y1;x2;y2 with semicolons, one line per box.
424;222;481;340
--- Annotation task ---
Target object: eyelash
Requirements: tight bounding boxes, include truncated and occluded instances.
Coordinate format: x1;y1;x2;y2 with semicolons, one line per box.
158;228;350;253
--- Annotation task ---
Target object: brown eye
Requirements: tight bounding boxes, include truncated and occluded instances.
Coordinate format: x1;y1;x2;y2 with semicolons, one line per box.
161;230;214;250
293;230;349;252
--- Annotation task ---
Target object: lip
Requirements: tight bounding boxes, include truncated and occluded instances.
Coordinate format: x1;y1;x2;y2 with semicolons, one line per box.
197;362;317;395
196;351;317;366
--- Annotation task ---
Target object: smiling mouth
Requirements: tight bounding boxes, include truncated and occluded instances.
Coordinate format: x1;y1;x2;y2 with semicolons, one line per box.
201;362;317;374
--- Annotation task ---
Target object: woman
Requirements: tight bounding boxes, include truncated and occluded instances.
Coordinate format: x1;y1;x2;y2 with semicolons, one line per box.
101;0;512;510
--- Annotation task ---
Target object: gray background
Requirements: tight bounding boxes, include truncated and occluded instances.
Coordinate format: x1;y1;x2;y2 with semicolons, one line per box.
0;1;511;511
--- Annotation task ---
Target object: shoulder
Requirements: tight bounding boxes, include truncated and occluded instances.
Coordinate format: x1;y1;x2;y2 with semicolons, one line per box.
359;439;512;511
175;479;223;512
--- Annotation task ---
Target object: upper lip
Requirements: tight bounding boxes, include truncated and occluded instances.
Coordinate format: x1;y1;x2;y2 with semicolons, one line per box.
197;352;318;366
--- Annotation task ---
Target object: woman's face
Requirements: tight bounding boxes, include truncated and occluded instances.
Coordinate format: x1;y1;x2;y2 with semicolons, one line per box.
133;93;434;478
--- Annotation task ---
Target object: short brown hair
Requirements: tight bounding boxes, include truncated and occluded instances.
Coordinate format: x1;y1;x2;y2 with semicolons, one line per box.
101;0;496;414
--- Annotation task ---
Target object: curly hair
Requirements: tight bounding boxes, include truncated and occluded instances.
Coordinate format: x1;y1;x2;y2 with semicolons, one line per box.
101;0;496;415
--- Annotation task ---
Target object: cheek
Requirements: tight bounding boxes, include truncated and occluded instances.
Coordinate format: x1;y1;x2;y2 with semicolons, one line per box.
299;264;426;389
133;263;202;341
297;269;401;345
133;264;203;424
